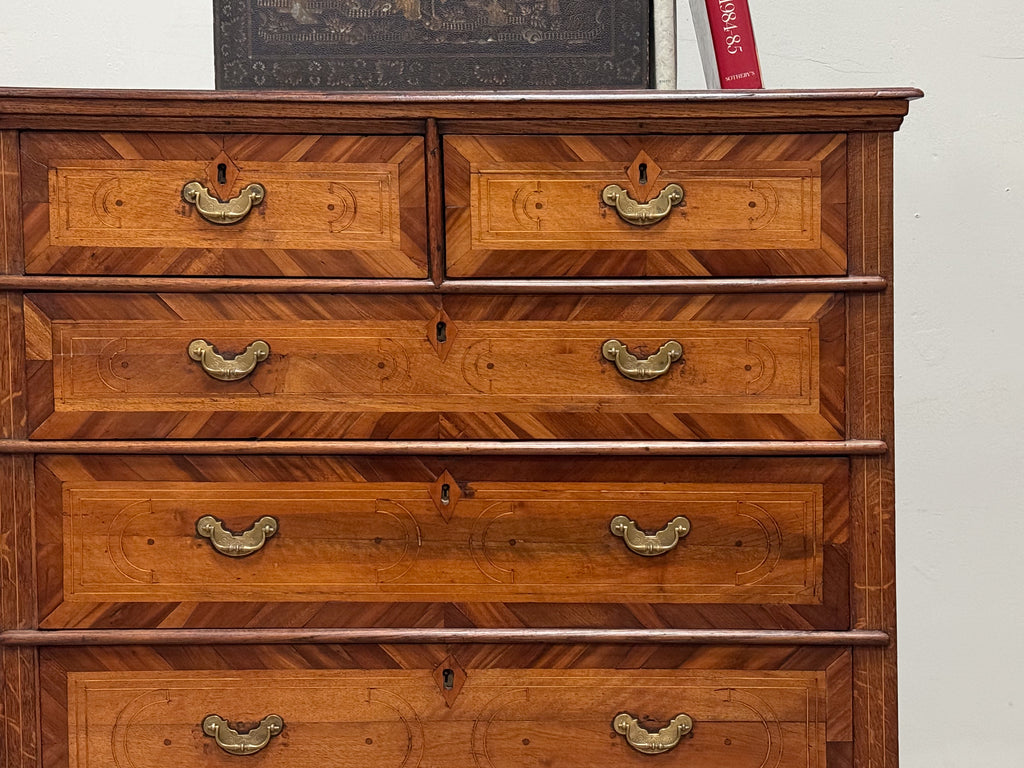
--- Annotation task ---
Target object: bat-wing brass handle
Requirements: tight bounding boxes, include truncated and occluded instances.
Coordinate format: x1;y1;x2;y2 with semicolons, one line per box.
202;714;284;755
602;183;684;226
188;339;270;381
196;515;278;557
610;515;691;556
602;339;683;381
613;713;693;755
182;181;265;225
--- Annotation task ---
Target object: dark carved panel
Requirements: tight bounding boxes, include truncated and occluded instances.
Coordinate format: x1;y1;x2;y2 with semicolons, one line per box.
214;0;651;89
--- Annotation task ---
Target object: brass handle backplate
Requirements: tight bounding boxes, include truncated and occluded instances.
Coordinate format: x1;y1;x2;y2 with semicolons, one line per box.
196;515;278;557
188;339;270;381
610;515;691;556
602;183;684;226
182;181;265;225
613;713;693;755
202;714;284;756
602;339;683;381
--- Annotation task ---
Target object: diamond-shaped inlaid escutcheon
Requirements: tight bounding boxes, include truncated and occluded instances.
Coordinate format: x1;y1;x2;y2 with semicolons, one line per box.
427;310;458;362
626;150;662;202
430;470;462;522
206;150;241;202
433;655;468;708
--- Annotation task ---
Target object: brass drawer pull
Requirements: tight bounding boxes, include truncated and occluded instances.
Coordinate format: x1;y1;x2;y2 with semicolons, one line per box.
602;339;683;381
188;339;270;381
196;515;278;557
202;714;284;756
613;713;693;755
602;183;684;226
182;181;265;225
610;515;691;556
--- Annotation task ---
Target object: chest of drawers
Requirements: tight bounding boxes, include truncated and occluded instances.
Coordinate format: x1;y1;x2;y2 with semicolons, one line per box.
0;88;918;768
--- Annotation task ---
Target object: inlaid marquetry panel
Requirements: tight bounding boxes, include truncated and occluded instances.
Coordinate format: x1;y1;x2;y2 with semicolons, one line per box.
445;134;847;277
20;133;427;277
35;455;849;630
65;671;433;768
24;293;844;440
53;482;824;604
49;657;843;768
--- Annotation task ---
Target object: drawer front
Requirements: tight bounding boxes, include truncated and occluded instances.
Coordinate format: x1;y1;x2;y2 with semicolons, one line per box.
36;456;849;629
44;647;848;768
20;132;427;277
444;134;846;278
25;293;844;440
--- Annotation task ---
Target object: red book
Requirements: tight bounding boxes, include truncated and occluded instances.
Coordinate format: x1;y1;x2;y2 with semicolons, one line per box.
689;0;763;89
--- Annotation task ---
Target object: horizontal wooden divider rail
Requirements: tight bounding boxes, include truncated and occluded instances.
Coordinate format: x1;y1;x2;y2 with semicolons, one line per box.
1;629;890;647
0;275;887;293
0;439;888;455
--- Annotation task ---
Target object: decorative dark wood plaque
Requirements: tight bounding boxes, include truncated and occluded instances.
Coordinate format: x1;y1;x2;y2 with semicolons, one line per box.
214;0;651;90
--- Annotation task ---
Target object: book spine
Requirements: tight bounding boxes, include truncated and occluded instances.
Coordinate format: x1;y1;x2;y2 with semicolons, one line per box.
688;0;720;88
697;0;762;89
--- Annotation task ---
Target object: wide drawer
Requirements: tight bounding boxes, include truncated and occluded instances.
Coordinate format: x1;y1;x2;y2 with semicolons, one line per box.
43;646;850;768
444;134;847;278
25;293;845;440
20;132;427;277
36;456;849;629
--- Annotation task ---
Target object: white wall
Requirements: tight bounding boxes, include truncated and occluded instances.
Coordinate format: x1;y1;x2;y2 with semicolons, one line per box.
2;2;1022;765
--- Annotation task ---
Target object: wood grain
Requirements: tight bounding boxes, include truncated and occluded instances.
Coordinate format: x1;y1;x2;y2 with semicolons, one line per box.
0;455;34;629
436;117;909;136
0;275;887;294
847;132;899;768
0;89;919;768
0;439;887;456
0;294;25;441
0;87;921;131
24;293;845;441
0;646;39;768
445;134;846;278
0;452;38;768
35;455;847;628
65;668;827;768
0;131;22;275
3;115;915;135
7;628;889;647
0;289;32;628
21;133;427;277
426;118;444;287
39;644;854;768
0;134;36;768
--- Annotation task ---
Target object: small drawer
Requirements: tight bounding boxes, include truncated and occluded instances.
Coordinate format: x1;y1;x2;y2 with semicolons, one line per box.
20;132;427;277
44;647;849;768
36;455;848;629
25;292;844;441
444;133;847;278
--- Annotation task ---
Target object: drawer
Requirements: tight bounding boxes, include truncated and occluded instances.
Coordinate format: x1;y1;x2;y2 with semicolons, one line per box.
42;646;850;768
444;134;847;278
25;293;845;440
36;456;848;629
20;132;427;277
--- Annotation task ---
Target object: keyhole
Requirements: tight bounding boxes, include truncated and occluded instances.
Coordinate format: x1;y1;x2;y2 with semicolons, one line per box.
436;321;447;343
442;668;455;690
638;163;648;185
440;483;451;505
217;163;227;185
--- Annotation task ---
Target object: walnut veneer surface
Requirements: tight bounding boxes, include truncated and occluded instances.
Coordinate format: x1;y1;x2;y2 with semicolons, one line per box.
0;88;919;768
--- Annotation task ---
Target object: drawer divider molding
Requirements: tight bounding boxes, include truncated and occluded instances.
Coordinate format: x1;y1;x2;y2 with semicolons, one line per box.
1;628;889;647
0;275;887;293
0;439;887;455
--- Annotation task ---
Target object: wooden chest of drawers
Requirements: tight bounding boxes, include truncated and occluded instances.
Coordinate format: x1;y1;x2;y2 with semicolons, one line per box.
0;88;919;768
